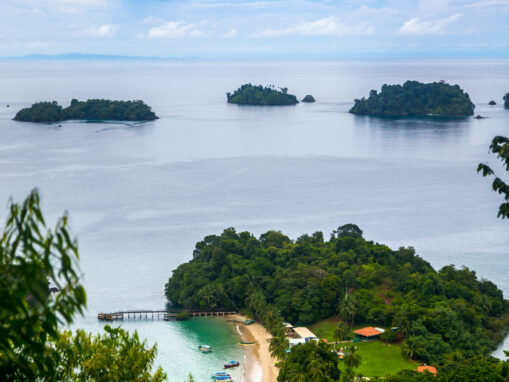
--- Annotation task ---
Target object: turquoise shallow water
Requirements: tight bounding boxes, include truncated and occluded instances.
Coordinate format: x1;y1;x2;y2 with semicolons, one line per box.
74;317;245;382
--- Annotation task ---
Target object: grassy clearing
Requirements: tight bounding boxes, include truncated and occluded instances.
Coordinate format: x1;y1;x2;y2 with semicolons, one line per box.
309;317;416;377
338;340;416;377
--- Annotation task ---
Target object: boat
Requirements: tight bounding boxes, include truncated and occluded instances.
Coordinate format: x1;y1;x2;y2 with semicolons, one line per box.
224;361;240;369
239;341;256;345
211;372;232;380
199;345;212;353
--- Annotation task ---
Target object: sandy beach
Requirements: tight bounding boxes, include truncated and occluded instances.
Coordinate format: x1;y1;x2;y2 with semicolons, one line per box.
229;314;279;382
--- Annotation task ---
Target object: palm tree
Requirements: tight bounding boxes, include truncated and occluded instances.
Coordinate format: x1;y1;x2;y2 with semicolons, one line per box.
338;293;356;327
246;290;266;319
268;334;289;361
308;357;325;382
333;321;351;351
402;337;422;360
343;346;361;370
287;365;307;382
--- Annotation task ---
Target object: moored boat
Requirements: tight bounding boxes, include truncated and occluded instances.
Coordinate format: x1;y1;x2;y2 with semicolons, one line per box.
224;360;240;368
199;345;212;353
211;372;232;380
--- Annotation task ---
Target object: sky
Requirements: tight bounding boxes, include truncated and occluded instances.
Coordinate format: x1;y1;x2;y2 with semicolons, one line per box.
0;0;508;58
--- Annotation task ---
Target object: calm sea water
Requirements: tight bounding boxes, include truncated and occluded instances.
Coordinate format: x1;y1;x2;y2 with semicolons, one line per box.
0;59;508;378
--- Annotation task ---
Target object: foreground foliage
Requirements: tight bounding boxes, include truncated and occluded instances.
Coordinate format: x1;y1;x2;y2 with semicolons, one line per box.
0;190;166;381
165;225;508;365
14;98;158;122
478;136;509;218
349;81;475;117
226;84;299;105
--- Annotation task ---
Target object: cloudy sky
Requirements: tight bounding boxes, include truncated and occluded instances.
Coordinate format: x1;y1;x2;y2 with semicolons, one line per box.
1;0;508;58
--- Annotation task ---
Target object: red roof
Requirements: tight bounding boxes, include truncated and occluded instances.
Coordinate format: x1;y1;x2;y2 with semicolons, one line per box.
417;366;437;374
353;327;382;337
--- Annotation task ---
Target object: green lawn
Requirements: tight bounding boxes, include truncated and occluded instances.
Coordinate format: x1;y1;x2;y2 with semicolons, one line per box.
338;341;416;377
309;318;416;377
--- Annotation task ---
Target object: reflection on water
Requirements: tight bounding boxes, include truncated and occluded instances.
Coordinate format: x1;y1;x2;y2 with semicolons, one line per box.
0;59;508;374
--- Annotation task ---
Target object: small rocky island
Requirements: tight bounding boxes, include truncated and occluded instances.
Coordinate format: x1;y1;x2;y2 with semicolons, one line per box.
301;95;315;103
226;84;299;106
488;100;496;105
14;99;158;122
349;80;475;117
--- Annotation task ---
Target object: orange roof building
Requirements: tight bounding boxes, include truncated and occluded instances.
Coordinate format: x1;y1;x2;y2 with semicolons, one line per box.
417;365;437;374
353;327;383;338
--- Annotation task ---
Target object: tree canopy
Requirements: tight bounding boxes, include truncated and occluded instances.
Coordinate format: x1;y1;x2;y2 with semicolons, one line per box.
226;84;299;105
14;99;158;122
349;81;475;117
165;224;508;365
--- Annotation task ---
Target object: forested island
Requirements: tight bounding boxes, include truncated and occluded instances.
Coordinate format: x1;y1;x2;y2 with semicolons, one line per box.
301;95;315;103
226;84;299;105
504;92;509;109
13;99;158;122
349;81;475;117
166;224;509;368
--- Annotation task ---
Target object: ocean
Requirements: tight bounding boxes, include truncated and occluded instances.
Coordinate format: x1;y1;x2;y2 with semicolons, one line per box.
0;58;508;380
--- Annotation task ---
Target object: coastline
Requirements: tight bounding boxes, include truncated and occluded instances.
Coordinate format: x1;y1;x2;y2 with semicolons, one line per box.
229;314;279;382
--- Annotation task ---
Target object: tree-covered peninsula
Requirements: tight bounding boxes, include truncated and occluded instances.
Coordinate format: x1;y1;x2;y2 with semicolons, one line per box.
165;225;509;365
14;99;158;122
349;81;475;117
226;84;299;105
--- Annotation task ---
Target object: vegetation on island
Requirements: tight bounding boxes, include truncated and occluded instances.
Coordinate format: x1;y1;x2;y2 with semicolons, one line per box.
226;84;299;105
504;92;509;109
489;100;496;105
349;81;475;117
165;224;509;368
301;95;316;103
0;190;166;381
13;99;158;122
478;136;509;219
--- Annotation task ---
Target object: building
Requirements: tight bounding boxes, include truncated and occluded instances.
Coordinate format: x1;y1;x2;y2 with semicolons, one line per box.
293;327;318;341
353;326;385;340
417;365;437;375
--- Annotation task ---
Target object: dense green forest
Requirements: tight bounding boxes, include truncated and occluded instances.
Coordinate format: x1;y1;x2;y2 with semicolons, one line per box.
226;84;299;105
166;224;509;365
13;99;158;122
349;81;475;117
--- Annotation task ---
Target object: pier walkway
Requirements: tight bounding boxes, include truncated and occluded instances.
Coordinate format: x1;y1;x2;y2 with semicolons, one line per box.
97;310;237;321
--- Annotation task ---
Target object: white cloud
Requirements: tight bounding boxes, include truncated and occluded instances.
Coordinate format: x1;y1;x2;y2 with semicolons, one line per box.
222;28;237;38
148;21;206;38
84;24;117;37
398;13;463;35
256;17;374;38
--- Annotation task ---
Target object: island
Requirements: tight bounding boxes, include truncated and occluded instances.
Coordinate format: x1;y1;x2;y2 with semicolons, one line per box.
488;100;496;105
504;92;509;109
349;80;475;117
301;95;315;103
165;224;509;378
226;84;299;106
13;99;158;122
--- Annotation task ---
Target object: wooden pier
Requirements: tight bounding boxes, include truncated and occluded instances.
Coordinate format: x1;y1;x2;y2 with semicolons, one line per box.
97;310;237;321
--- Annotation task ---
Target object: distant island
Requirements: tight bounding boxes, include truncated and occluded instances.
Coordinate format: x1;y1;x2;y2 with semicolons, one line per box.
301;95;315;103
349;81;475;117
488;100;496;105
226;84;299;106
13;99;158;122
504;92;509;109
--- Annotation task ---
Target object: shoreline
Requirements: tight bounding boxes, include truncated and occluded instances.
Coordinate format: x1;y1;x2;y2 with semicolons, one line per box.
229;314;279;382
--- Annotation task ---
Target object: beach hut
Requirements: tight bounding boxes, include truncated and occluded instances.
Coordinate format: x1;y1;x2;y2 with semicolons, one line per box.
353;327;384;341
417;365;437;375
284;322;295;336
293;327;318;342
